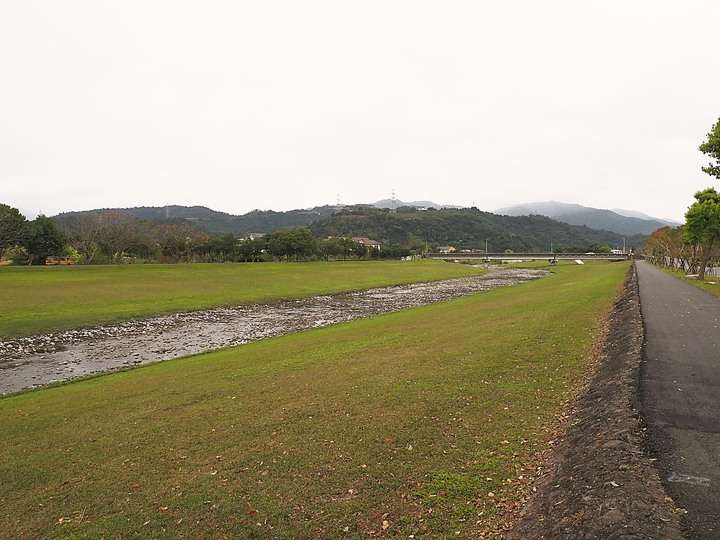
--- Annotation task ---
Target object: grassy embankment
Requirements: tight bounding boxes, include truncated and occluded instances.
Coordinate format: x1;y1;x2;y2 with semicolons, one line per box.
0;261;483;339
0;260;630;538
655;264;720;298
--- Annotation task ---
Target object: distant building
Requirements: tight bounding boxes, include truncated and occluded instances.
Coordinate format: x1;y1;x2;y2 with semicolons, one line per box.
436;246;456;254
246;232;266;240
352;237;381;250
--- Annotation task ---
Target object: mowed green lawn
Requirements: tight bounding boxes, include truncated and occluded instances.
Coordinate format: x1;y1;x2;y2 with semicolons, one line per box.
0;261;483;339
0;261;630;538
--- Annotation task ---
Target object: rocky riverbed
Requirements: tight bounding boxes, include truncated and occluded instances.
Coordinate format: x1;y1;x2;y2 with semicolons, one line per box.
0;267;548;395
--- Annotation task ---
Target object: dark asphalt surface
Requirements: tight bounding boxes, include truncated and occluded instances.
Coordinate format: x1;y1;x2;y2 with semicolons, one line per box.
637;261;720;539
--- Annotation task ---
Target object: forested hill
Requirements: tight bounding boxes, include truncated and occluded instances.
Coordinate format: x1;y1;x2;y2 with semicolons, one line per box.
55;204;647;252
56;205;339;236
308;207;645;252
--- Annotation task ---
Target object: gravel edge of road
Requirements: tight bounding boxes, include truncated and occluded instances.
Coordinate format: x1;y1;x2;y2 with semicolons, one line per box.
506;263;686;539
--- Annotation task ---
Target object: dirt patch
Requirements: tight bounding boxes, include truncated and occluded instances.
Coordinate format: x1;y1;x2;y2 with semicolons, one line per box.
0;266;547;395
506;263;685;539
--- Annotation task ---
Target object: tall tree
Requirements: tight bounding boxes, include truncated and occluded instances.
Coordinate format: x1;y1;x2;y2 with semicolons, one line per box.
684;188;720;280
699;115;720;180
24;215;65;265
0;204;28;260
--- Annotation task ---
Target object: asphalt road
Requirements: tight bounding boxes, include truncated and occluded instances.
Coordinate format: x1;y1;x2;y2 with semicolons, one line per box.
637;261;720;539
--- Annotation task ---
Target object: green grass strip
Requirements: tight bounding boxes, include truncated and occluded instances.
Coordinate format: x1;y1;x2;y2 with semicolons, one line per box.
0;261;481;339
0;261;629;538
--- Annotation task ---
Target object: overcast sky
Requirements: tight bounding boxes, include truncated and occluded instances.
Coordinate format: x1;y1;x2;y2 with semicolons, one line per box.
2;1;718;222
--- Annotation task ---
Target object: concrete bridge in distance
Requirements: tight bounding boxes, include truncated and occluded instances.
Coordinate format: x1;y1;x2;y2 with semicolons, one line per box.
427;252;632;261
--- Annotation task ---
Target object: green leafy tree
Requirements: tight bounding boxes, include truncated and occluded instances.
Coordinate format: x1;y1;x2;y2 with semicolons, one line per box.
205;233;239;262
340;237;365;260
587;243;612;254
317;237;343;261
24;215;65;265
286;227;317;260
0;204;28;260
265;228;316;261
684;187;720;280
699;115;720;179
237;237;265;262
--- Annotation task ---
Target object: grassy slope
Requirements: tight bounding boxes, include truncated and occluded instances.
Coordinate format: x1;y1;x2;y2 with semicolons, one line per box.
659;266;720;298
0;261;482;339
0;261;630;538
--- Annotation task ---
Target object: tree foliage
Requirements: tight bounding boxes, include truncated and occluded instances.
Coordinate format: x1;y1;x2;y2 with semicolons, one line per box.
699;115;720;179
24;215;65;265
684;187;720;280
264;227;317;261
0;204;28;260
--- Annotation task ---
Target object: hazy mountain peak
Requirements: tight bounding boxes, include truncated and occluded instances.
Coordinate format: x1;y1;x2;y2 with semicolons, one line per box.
495;201;677;236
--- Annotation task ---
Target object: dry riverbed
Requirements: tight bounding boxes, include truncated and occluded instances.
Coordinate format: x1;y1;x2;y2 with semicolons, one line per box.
0;266;547;395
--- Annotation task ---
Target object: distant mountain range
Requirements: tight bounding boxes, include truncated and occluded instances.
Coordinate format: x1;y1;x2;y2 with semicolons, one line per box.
495;201;680;236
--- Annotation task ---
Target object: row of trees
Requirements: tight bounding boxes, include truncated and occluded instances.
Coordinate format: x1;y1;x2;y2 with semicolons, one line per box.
0;208;415;265
0;209;65;265
645;115;720;279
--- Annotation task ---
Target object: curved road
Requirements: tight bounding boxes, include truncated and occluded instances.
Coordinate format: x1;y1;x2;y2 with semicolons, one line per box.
638;261;720;539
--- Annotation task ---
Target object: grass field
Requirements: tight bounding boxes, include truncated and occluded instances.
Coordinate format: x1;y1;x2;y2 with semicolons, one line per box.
0;260;630;538
0;261;483;339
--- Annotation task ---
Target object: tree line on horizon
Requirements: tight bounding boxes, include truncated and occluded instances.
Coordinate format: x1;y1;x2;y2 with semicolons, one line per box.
1;201;644;265
0;208;418;265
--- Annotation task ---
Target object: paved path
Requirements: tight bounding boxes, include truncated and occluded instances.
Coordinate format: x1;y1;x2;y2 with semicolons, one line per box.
637;261;720;539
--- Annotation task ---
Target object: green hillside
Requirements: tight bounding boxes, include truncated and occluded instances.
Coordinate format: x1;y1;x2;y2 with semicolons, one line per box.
56;205;339;237
309;206;643;252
